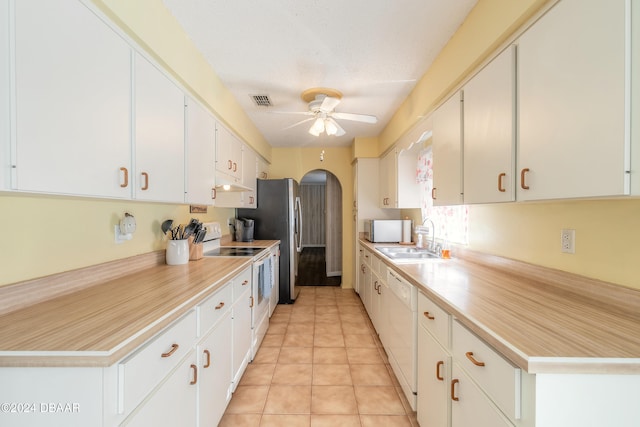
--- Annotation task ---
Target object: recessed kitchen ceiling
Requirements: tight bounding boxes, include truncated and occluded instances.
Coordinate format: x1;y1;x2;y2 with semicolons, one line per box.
162;0;478;147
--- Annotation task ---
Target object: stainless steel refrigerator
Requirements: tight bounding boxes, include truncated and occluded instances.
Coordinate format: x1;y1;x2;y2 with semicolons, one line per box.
238;178;302;303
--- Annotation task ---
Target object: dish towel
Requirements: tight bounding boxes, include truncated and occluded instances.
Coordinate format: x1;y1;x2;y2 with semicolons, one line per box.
261;258;272;298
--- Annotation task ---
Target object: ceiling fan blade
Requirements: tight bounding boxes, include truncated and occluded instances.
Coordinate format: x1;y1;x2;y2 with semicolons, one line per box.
331;112;378;124
268;111;314;116
320;95;341;112
283;117;315;130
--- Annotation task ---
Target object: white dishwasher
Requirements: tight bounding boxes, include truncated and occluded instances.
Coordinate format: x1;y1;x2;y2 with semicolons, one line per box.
386;270;418;410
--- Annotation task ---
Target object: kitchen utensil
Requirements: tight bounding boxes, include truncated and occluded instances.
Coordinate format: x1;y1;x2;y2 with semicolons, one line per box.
161;219;174;235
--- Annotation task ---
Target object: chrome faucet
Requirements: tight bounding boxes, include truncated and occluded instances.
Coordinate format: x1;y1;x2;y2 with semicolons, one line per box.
416;217;436;253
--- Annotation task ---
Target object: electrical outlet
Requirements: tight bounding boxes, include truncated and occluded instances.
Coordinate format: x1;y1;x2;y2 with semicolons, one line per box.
561;229;575;254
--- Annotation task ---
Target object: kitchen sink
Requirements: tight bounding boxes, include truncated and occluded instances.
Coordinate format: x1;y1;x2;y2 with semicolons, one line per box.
375;246;440;262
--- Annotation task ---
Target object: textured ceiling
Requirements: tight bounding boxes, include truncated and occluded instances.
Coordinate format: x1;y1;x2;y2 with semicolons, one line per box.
163;0;478;147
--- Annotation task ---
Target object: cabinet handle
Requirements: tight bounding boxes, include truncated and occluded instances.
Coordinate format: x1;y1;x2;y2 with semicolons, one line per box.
190;364;198;385
161;343;179;358
465;351;486;367
227;160;233;170
451;379;459;401
436;361;444;381
233;162;237;172
211;187;216;200
361;264;365;273
203;349;211;368
377;286;381;295
498;172;506;192
431;188;437;200
242;280;249;286
141;172;149;191
520;168;530;190
119;167;129;188
215;302;225;310
250;296;254;308
374;281;379;291
423;311;435;320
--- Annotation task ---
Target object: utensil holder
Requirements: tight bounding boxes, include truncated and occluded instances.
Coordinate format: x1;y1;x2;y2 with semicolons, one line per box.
166;239;189;265
188;236;203;261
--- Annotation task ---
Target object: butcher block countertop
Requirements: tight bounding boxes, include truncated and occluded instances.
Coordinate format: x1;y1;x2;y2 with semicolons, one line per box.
360;239;640;375
0;240;279;368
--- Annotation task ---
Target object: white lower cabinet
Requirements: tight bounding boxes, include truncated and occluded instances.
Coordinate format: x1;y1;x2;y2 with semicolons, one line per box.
123;351;198;426
231;269;253;390
198;313;232;427
417;322;450;427
451;364;514;427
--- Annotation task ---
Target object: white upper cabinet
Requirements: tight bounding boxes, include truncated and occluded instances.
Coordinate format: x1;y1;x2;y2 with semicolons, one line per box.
12;0;131;198
215;123;242;183
432;91;463;206
0;0;8;191
379;149;396;208
185;97;216;205
517;0;628;200
257;157;269;180
134;54;185;203
463;46;516;204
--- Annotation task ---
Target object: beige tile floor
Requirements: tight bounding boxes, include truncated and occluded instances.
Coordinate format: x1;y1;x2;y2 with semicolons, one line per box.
219;286;419;427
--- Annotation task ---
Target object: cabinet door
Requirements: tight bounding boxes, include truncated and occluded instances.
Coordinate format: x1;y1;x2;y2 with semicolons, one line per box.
517;0;627;200
13;0;131;198
451;364;514;427
432;92;463;206
463;46;516;204
215;123;242;182
0;0;9;191
379;150;397;208
134;54;185;203
198;313;232;427
231;286;252;389
257;156;269;180
185;97;216;205
125;351;198;427
241;145;257;207
418;326;450;427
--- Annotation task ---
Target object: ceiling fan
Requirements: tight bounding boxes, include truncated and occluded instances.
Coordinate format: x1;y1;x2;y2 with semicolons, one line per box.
281;88;378;137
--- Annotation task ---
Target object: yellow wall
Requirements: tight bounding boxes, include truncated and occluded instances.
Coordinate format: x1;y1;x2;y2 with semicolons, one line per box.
269;147;354;289
0;193;234;286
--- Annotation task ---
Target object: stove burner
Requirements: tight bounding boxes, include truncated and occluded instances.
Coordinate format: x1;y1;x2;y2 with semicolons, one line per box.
203;247;267;257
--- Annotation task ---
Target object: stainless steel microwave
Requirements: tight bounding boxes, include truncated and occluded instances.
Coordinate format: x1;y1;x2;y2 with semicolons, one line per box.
363;219;403;243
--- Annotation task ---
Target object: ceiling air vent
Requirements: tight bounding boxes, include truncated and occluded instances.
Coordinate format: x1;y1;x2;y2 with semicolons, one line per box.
250;94;273;107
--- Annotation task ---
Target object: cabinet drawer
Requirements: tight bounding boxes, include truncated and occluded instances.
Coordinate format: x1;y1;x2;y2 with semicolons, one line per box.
118;310;197;415
198;282;232;336
452;320;521;421
232;267;252;302
418;291;450;347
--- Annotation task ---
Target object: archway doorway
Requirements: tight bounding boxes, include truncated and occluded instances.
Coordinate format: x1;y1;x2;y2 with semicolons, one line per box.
297;169;342;286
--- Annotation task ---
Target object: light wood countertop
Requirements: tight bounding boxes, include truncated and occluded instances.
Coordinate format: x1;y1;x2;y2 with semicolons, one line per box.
360;240;640;375
0;241;279;367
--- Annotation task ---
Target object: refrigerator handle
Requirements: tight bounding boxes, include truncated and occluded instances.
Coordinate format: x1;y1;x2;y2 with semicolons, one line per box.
295;196;302;252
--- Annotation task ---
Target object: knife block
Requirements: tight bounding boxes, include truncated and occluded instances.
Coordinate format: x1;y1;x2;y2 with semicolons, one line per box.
188;236;203;261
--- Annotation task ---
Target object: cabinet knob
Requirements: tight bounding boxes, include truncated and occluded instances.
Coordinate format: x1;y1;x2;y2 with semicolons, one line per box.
141;172;149;191
215;302;225;310
423;311;435;320
520;168;530;190
203;349;211;368
451;379;459;401
242;280;249;286
436;361;444;381
161;343;179;358
190;364;198;385
465;351;486;367
119;167;129;188
498;172;506;192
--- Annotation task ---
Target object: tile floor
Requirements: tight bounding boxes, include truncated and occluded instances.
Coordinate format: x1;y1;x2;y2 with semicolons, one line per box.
219;286;419;427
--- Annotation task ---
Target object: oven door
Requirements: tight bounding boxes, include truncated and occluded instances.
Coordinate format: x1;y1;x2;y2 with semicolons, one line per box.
252;252;272;357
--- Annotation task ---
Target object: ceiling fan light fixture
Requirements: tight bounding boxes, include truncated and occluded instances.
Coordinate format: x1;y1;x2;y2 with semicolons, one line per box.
325;118;338;136
309;117;325;136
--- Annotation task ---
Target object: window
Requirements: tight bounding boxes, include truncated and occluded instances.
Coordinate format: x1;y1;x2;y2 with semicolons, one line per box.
417;147;468;245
